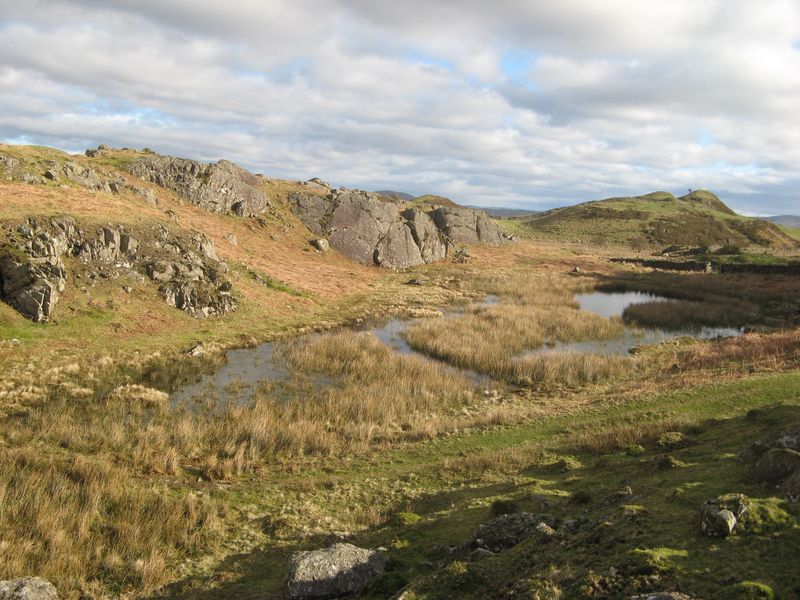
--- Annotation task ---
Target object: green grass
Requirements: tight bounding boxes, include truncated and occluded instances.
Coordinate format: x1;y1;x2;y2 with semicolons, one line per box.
502;190;800;253
141;372;800;599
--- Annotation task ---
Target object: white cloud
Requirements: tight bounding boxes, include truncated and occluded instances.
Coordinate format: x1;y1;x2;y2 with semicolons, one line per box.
0;0;798;214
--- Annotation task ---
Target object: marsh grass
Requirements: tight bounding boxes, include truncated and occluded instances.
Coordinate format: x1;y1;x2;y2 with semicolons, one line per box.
622;298;758;329
0;446;219;596
663;330;800;373
403;273;632;388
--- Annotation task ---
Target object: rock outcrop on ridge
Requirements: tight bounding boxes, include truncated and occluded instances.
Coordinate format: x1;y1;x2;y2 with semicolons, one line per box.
127;155;269;217
289;187;503;268
0;216;235;322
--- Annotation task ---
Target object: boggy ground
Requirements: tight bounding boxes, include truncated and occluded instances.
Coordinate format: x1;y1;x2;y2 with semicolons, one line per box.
1;233;800;599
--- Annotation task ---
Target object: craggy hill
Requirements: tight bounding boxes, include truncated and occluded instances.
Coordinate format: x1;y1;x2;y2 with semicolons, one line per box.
0;144;503;323
502;190;800;251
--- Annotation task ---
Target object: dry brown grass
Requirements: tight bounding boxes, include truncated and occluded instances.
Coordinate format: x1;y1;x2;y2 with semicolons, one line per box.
567;416;692;453
662;330;800;374
0;447;219;597
403;272;632;388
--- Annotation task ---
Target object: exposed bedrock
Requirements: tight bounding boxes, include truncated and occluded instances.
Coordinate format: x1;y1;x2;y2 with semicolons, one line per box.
288;187;501;268
0;216;235;322
127;155;268;217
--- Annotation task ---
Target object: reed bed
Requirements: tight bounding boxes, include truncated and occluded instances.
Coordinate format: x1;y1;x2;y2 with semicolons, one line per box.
403;273;633;387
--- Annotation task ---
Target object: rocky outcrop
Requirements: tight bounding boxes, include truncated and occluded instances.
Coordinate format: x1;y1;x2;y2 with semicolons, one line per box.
0;577;58;600
289;188;503;268
285;543;387;599
127;155;268;216
472;512;557;553
402;208;448;263
0;217;235;321
429;205;504;245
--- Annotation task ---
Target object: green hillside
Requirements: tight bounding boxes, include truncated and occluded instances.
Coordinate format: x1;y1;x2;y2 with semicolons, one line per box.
501;190;800;251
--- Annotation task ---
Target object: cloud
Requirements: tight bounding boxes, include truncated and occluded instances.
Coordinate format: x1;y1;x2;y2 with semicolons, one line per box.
0;0;798;213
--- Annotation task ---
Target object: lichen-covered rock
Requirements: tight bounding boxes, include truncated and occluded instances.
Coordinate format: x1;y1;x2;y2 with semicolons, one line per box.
429;205;504;245
0;217;236;321
285;543;387;599
328;190;397;265
780;468;800;501
288;188;500;268
127;155;268;216
374;222;424;268
700;494;750;537
0;577;58;600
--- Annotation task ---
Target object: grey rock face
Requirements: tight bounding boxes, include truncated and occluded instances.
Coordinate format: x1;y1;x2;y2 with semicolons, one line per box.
700;493;749;537
429;205;504;245
402;209;447;263
285;543;387;600
0;577;58;600
0;217;235;321
127;155;268;216
288;190;452;268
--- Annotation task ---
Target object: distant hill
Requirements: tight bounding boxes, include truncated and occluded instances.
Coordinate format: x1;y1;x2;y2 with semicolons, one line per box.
408;194;460;208
765;215;800;228
374;190;415;201
500;190;800;251
467;206;540;218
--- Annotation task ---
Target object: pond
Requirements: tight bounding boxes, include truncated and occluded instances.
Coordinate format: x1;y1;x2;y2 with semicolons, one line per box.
172;290;744;404
531;291;742;357
171;296;495;405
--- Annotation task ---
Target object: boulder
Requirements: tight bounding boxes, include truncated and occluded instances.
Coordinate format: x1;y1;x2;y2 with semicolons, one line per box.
328;190;397;265
127;155;268;217
771;426;800;452
311;239;330;252
290;192;335;236
748;448;800;486
288;190;499;268
700;494;749;537
429;205;504;245
472;512;553;553
0;577;58;600
285;543;387;599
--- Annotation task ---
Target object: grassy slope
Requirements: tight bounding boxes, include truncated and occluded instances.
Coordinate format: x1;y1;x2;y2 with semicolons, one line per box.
159;372;800;599
500;190;800;252
0;144;470;361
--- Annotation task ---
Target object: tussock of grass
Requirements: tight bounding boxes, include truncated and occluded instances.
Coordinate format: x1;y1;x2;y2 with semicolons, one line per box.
568;416;692;454
0;448;219;596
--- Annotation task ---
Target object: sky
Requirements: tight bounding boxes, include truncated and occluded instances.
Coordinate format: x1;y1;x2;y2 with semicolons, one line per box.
1;1;799;215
